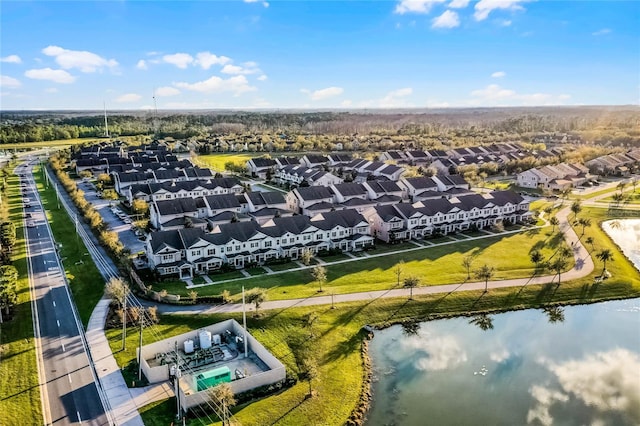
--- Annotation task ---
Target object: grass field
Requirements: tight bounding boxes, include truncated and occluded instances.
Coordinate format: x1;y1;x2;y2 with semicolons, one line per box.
0;166;42;425
34;166;105;326
117;205;640;426
1;138;104;151
153;227;573;302
195;153;261;173
123;233;639;425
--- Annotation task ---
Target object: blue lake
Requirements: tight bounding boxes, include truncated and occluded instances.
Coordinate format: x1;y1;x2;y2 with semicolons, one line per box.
366;220;640;426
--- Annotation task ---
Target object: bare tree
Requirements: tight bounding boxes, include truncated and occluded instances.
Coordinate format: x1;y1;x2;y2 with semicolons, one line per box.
462;255;474;280
208;383;236;426
311;265;327;293
393;260;404;287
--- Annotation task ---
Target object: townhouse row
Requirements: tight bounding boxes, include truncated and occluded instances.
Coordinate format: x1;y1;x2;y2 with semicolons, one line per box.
516;163;595;191
585;149;640;176
147;208;375;278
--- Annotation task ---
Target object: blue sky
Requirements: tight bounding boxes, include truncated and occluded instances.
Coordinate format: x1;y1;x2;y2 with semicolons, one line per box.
1;0;638;110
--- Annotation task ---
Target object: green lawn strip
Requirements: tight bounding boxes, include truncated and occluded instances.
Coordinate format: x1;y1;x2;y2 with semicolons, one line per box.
571;207;640;282
595;190;640;205
0;169;42;425
125;259;640;425
151;229;572;302
264;262;299;272
33;167;104;327
246;267;268;276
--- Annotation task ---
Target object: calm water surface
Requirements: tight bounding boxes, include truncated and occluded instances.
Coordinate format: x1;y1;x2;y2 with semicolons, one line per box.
366;220;640;426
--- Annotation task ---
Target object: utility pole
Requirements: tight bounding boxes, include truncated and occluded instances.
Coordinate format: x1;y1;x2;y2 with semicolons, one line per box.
174;341;182;422
242;286;248;357
138;313;144;381
121;289;128;350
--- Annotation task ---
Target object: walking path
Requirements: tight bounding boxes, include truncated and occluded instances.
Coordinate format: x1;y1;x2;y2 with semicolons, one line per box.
152;204;593;316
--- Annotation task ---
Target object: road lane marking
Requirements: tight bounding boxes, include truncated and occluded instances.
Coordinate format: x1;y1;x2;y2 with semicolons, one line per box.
68;375;72;383
77;411;82;424
56;320;60;327
52;301;56;307
61;343;65;352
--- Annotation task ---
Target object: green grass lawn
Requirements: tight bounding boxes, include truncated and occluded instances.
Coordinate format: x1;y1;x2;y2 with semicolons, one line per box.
0;167;42;425
34;166;105;326
118;204;640;426
195;153;261;173
596;190;640;205
152;228;573;303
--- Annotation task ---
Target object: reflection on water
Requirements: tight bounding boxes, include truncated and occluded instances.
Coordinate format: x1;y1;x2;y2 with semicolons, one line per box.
602;219;640;272
366;299;640;426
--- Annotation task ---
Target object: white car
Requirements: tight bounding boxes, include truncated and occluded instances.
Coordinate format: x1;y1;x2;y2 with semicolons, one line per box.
27;221;36;228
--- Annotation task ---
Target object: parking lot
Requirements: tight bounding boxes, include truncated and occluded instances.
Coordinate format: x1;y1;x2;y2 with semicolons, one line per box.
78;180;146;254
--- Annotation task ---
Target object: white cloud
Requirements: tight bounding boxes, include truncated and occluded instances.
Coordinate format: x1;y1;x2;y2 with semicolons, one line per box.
474;0;529;21
432;10;460;28
244;0;269;7
25;68;75;84
592;28;612;36
426;99;450;108
489;348;510;363
116;93;142;103
491;71;506;78
174;75;256;96
395;0;446;14
1;55;22;64
448;0;469;8
500;19;512;26
45;87;58;93
257;75;268;81
221;63;261;75
42;45;118;72
401;333;467;371
162;53;194;69
469;84;570;106
136;60;148;70
0;75;22;88
529;349;640;425
340;100;353;107
195;52;231;69
302;86;344;101
155;86;180;97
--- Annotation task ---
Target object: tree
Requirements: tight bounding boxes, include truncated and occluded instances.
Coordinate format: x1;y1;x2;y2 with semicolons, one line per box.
474;264;495;293
616;181;626;194
246;287;267;316
105;277;129;310
578;217;592;236
0;265;18;322
0;221;16;252
393;260;404;286
208;383;236;426
131;199;149;218
551;256;568;285
311;265;327;293
469;314;493;331
300;248;313;266
529;250;544;272
612;192;624;207
549;216;559;233
462;255;474;280
288;332;319;398
403;276;420;300
585;237;595;253
570;200;582;220
400;320;420;336
302;312;319;338
596;249;614;275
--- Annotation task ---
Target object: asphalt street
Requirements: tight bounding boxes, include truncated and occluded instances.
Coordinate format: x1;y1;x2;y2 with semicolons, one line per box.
20;162;110;425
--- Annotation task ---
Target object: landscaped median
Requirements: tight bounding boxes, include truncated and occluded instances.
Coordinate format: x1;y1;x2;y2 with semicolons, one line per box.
0;166;42;425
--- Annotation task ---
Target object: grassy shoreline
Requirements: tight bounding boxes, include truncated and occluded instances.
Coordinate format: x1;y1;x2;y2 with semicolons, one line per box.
123;202;639;425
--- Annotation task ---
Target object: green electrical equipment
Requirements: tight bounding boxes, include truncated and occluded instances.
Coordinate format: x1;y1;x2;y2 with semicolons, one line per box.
195;366;232;392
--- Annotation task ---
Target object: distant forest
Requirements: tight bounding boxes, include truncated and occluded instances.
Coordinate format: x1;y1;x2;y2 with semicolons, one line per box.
1;106;639;146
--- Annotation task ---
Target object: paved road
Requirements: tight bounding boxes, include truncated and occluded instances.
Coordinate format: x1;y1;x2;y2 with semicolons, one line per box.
20;162;110;425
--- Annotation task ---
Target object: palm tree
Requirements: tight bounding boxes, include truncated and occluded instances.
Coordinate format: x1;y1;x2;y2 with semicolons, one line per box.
617;181;626;194
246;287;267;317
403;276;420;300
612;192;624;207
549;216;559;233
474;264;495;293
530;250;544;273
585;236;595;253
570;200;582;220
543;305;565;324
578;217;592;236
550;256;569;286
596;249;614;275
